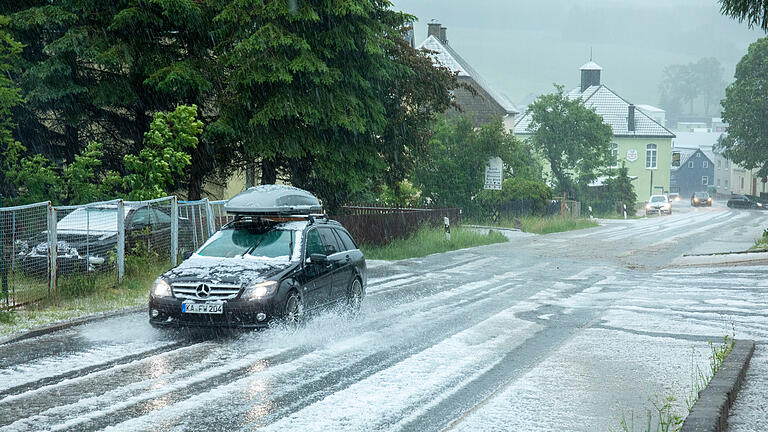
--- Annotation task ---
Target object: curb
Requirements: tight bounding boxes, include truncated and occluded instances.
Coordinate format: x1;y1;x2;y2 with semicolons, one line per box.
681;339;756;432
0;305;145;345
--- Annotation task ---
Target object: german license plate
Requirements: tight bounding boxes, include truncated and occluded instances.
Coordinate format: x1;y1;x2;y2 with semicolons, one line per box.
182;302;223;314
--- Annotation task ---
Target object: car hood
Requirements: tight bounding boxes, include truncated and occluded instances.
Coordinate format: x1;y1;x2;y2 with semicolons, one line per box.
163;256;295;286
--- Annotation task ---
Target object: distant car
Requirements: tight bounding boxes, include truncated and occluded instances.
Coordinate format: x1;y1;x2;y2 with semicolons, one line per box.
691;192;712;207
149;185;366;329
645;195;672;215
668;193;681;202
727;195;764;209
18;204;193;274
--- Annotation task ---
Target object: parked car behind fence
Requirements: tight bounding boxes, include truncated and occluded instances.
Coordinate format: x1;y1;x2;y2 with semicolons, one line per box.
1;197;227;309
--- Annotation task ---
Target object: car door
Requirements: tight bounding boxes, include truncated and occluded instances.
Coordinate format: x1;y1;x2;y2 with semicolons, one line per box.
317;227;347;303
331;228;362;300
301;228;333;309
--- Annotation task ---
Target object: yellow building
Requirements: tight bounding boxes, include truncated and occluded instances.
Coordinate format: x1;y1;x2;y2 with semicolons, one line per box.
514;62;675;200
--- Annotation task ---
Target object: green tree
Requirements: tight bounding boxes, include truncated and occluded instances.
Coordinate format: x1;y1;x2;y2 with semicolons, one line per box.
413;115;533;211
3;1;219;198
602;164;637;213
720;0;768;31
659;64;698;116
0;14;23;200
10;154;63;205
525;85;613;196
691;57;726;116
63;141;122;204
720;36;768;177
124;105;203;200
211;2;456;211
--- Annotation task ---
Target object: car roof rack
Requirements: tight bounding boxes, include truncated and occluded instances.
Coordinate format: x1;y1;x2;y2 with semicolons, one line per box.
224;185;323;216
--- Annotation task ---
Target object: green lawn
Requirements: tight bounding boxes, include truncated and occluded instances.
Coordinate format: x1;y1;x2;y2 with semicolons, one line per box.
466;216;599;235
361;226;508;261
0;258;169;337
518;216;599;234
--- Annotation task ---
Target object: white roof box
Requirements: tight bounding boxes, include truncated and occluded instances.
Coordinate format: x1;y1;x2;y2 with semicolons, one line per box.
224;185;323;215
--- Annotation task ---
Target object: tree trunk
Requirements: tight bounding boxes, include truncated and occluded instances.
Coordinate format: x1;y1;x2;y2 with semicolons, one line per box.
261;158;278;185
186;176;202;201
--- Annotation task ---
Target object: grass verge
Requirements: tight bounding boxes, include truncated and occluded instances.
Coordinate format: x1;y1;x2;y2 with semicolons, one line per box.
0;257;169;337
750;228;768;251
361;226;508;261
466;216;599;234
518;216;598;234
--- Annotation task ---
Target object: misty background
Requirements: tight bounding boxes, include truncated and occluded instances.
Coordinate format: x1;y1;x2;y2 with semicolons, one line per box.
391;0;765;114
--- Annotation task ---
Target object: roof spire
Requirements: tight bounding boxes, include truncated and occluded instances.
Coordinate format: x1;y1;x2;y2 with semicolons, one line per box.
590;47;593;61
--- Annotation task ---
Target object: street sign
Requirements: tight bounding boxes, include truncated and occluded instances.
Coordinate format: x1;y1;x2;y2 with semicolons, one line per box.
484;157;503;190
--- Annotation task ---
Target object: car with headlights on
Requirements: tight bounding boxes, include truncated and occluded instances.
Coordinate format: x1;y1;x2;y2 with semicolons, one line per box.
148;185;366;328
645;195;672;215
690;191;712;207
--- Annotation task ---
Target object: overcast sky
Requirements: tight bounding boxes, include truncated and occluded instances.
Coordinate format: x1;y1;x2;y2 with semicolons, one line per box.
390;0;765;110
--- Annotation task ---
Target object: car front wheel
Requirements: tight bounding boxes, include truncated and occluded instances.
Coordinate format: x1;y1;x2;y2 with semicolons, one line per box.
347;278;363;315
284;291;303;325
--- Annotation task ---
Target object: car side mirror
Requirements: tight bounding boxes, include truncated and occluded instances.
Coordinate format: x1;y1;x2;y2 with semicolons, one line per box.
309;253;328;264
182;251;193;260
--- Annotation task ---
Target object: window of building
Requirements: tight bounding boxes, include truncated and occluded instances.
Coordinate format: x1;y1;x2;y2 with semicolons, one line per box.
725;179;729;187
741;177;745;189
688;161;693;169
703;160;708;168
696;153;701;157
717;160;721;169
717;179;721;186
702;176;709;185
646;143;657;169
610;143;618;166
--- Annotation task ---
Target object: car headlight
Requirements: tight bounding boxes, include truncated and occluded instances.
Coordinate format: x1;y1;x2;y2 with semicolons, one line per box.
645;204;650;209
707;198;712;202
758;202;763;207
152;278;172;297
244;281;279;300
694;198;699;202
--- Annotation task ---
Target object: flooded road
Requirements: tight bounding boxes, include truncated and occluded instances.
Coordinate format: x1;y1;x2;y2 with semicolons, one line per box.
1;204;767;431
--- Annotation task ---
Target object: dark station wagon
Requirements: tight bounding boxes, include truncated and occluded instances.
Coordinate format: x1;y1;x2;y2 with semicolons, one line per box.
148;185;366;328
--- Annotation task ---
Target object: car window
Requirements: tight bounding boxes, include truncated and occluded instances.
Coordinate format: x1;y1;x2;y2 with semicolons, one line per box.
198;226;294;259
131;208;150;225
150;209;171;224
650;196;666;203
335;229;357;251
305;229;325;256
318;227;341;255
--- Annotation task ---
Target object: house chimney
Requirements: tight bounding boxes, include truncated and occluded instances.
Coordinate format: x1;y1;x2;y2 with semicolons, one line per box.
579;61;602;92
439;26;447;43
628;104;636;132
428;22;442;40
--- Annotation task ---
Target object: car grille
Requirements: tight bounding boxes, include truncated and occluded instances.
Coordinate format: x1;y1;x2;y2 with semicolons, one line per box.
171;282;242;300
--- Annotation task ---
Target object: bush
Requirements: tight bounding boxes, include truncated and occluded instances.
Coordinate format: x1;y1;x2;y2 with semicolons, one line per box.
475;177;553;218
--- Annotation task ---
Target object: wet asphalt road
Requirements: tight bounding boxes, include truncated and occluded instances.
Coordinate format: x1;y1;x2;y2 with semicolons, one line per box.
1;203;767;431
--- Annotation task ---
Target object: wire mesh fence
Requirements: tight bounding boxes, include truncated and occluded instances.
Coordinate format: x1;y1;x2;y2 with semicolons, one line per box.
1;202;52;308
0;195;233;309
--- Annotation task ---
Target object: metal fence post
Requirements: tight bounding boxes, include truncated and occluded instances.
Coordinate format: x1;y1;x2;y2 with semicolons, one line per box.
48;203;57;295
205;198;215;237
170;196;178;266
117;199;125;283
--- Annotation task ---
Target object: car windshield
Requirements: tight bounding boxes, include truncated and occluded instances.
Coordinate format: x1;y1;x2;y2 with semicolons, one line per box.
650;196;666;203
197;225;295;259
694;192;709;198
57;207;119;232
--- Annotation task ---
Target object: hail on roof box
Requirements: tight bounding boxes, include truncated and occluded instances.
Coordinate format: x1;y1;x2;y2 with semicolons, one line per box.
224;185;323;215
